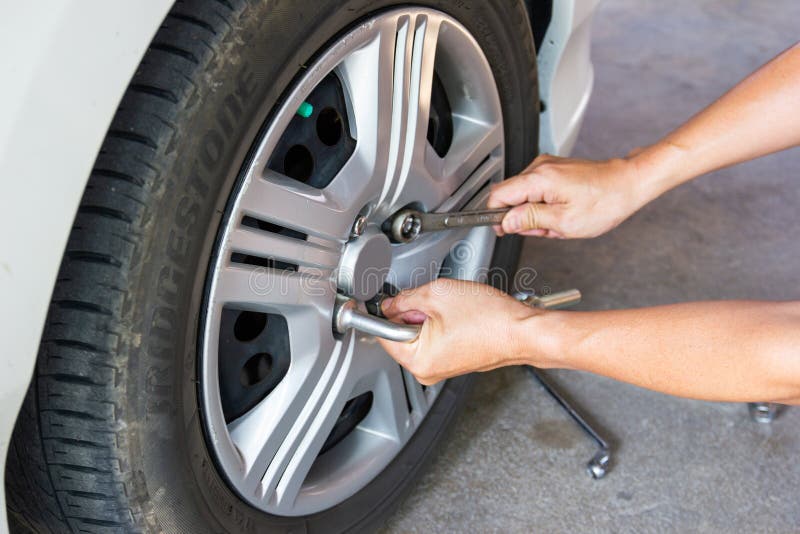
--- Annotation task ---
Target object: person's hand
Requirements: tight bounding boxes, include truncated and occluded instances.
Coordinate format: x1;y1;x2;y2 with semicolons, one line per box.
378;279;543;385
487;153;648;238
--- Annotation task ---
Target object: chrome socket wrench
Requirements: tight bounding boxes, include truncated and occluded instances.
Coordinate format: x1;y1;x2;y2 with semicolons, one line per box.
333;288;582;342
389;207;509;243
333;294;420;342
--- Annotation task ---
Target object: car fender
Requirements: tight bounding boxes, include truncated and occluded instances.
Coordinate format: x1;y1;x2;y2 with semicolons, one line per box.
537;0;600;156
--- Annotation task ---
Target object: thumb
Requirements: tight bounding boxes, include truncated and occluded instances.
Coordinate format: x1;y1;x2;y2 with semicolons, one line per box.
501;202;561;234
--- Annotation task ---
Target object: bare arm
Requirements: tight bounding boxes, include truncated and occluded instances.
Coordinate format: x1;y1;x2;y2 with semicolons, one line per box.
488;43;800;238
638;42;800;199
379;281;800;404
534;301;800;403
377;45;800;403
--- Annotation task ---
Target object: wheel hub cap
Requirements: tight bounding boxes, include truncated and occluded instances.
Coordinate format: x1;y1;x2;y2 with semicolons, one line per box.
337;226;392;300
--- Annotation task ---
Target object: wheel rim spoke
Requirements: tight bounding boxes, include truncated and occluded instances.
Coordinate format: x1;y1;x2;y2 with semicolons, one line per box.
228;226;341;271
327;22;397;212
438;148;504;212
239;171;354;241
382;25;505;214
345;337;415;442
248;342;343;505
337;13;443;213
261;337;369;511
272;334;431;513
384;14;442;208
212;262;334;313
229;318;341;497
440;118;504;201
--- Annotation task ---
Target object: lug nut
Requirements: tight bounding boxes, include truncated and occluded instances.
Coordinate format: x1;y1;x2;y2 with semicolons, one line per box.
350;216;367;238
389;209;422;243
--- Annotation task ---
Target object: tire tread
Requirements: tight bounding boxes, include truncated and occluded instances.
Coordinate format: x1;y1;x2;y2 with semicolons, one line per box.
5;2;239;532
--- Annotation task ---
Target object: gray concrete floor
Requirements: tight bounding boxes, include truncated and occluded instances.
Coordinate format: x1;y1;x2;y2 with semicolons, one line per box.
383;0;800;532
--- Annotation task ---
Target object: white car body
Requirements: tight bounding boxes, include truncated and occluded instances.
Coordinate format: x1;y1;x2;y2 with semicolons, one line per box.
0;0;597;527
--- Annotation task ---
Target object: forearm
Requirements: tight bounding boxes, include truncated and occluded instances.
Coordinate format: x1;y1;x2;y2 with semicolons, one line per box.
631;43;800;201
524;301;800;403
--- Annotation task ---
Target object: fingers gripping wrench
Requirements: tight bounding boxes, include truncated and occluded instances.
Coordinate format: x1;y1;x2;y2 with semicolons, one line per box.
332;288;582;342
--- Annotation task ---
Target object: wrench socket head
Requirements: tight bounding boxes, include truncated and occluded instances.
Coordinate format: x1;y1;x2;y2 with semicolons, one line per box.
389;209;422;243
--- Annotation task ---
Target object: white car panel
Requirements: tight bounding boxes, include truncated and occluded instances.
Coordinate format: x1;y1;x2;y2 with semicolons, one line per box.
0;1;597;529
538;0;600;156
0;1;171;525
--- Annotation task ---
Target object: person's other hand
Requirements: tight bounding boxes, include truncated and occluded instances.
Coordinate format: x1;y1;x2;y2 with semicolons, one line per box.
487;153;647;238
378;279;543;385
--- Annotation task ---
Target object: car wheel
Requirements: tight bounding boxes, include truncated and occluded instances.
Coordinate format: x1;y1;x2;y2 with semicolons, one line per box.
6;0;538;532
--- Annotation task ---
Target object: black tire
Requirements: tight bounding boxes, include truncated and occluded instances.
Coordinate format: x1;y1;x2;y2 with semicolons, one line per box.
5;1;538;532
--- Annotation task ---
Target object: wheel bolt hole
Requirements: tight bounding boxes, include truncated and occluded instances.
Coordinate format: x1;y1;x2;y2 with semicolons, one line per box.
240;353;273;387
234;311;267;342
316;107;343;146
283;144;314;182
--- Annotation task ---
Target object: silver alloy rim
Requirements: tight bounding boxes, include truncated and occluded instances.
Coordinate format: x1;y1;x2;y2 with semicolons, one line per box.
200;8;504;516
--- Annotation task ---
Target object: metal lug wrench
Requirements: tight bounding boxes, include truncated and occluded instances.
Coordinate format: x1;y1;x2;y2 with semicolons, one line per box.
390;207;509;243
334;288;611;478
333;294;420;342
334;288;582;342
749;402;780;423
513;290;612;480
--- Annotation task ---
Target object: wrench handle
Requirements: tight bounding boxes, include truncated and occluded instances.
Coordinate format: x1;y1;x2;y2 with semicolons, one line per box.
421;208;509;231
335;295;421;342
335;289;581;344
441;208;509;229
528;289;582;310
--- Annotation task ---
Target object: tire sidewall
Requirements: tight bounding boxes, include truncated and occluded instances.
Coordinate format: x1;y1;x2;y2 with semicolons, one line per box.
127;1;538;532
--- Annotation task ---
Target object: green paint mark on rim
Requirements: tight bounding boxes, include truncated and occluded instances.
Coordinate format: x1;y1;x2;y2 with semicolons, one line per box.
297;101;314;118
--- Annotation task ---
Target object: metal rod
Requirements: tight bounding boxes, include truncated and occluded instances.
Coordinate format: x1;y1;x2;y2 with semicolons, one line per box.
513;288;610;478
515;289;582;310
528;367;611;479
334;295;420;342
430;208;509;230
389;208;509;243
335;289;582;344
